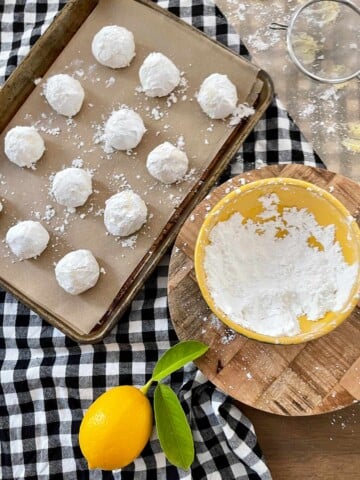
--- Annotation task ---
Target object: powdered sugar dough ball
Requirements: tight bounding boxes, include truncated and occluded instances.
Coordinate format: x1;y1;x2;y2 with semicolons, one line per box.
139;52;180;97
147;142;188;184
55;249;100;295
104;108;146;151
197;73;238;119
51;167;92;208
104;190;147;237
6;221;50;260
4;126;45;168
44;74;85;117
92;25;135;68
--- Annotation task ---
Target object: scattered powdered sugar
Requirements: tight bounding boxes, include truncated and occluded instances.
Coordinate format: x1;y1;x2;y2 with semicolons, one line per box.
43;204;56;222
203;192;359;337
39;126;61;136
176;135;185;150
237;3;246;21
255;158;266;169
183;167;197;183
105;76;116;88
319;87;339;103
330;406;359;433
299;103;316;118
221;329;237;344
247;30;281;52
229;103;255;126
71;157;84;168
150;106;164;120
119;234;138;249
2;51;261;283
166;92;178;108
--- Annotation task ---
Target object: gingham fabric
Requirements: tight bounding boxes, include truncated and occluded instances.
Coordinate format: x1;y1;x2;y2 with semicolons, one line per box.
0;1;324;479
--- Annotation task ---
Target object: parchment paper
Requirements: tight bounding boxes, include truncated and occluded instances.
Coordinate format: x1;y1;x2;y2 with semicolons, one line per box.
0;0;260;335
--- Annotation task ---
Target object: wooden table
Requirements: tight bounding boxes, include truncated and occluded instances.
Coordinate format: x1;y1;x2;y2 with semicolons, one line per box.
214;0;360;182
168;165;360;479
206;2;360;472
241;402;360;479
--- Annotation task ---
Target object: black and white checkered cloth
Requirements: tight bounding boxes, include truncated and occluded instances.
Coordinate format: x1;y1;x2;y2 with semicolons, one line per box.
0;1;324;479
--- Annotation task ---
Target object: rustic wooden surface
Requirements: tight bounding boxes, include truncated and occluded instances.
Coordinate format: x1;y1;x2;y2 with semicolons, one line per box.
168;164;360;416
241;401;360;479
214;0;360;183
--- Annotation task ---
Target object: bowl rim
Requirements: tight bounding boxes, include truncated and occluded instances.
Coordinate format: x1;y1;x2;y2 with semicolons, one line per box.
194;177;360;345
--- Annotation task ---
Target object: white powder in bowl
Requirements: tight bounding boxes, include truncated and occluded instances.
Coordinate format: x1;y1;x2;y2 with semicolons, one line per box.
55;249;100;295
203;193;359;337
44;74;85;117
104;190;147;237
51;167;92;208
146;142;188;184
104;108;146;151
91;25;135;68
6;220;50;260
4;126;45;168
139;52;180;97
197;73;238;119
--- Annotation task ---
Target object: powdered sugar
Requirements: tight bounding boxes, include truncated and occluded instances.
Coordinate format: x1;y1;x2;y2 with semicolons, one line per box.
44;74;85;117
104;190;147;237
91;26;135;69
55;249;100;295
139;52;180;97
103;108;146;151
4;126;45;168
51;167;92;208
6;220;50;260
146;142;189;184
228;103;255;126
197;73;238;119
1;32;261;304
203;193;359;337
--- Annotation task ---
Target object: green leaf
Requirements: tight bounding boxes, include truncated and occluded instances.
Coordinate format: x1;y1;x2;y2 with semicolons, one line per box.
152;340;208;383
154;383;194;470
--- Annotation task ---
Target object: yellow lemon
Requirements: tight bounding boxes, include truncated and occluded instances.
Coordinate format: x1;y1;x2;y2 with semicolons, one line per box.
79;385;153;470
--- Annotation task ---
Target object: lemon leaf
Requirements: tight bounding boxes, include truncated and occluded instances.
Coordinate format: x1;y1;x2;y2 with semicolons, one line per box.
151;340;208;382
154;383;194;470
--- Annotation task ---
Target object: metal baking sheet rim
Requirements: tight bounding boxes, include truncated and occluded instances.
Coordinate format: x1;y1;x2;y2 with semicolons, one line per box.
0;0;274;343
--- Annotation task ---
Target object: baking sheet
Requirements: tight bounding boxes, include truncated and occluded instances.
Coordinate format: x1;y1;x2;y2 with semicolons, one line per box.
0;0;262;336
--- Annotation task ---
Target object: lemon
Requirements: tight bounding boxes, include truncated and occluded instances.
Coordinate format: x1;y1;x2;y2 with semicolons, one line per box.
79;385;153;470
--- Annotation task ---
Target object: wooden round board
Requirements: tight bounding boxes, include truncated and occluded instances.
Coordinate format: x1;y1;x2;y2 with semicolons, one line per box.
168;164;360;416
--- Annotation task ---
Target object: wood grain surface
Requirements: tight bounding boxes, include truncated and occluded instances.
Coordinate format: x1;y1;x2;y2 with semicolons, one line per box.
241;402;360;479
168;164;360;416
214;0;360;182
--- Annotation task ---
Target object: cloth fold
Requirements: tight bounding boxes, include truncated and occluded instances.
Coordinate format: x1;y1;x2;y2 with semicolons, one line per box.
179;370;271;479
0;0;323;478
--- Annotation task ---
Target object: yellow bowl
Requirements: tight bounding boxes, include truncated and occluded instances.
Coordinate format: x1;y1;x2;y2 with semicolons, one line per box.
194;178;360;344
